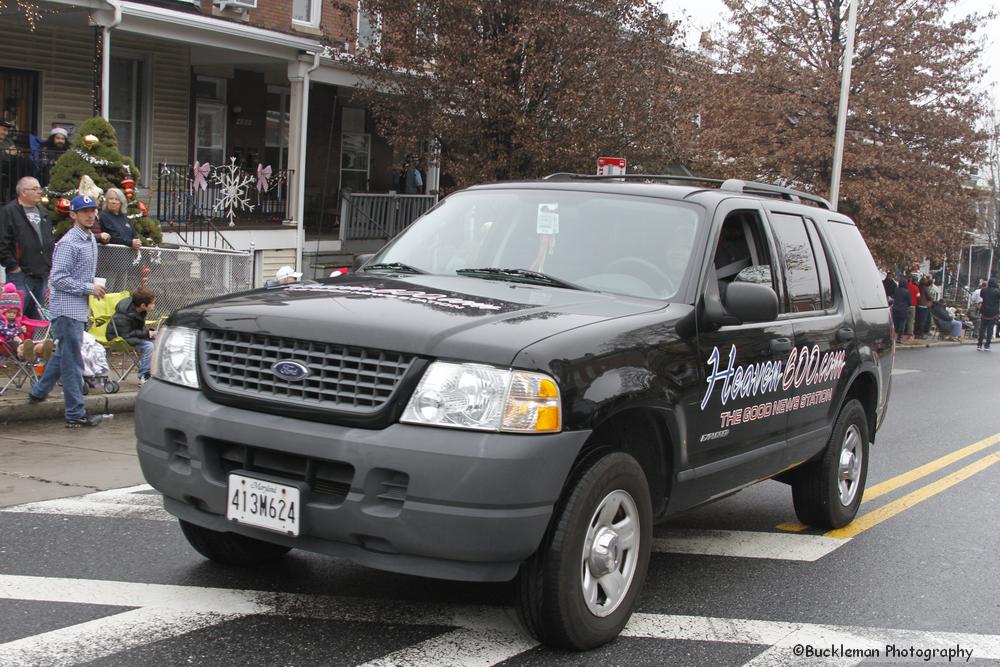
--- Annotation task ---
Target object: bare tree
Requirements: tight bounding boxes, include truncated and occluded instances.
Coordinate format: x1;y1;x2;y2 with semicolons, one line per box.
693;0;988;265
341;0;697;187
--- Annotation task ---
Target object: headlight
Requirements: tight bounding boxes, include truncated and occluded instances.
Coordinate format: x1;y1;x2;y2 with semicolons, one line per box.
151;325;200;389
401;362;561;433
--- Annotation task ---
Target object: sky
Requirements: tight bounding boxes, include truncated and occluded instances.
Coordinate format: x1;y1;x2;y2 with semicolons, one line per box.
667;0;1000;96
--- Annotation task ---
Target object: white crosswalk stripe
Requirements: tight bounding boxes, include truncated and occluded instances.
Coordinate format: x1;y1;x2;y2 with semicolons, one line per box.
1;574;998;667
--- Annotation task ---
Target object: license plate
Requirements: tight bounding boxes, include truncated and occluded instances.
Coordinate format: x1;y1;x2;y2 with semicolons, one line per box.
227;474;300;536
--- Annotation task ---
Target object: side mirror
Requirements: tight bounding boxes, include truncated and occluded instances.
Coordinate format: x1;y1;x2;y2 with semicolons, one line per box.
722;281;778;324
352;253;375;271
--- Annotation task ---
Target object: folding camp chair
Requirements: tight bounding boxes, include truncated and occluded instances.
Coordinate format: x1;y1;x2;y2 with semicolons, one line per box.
88;291;141;385
0;286;50;395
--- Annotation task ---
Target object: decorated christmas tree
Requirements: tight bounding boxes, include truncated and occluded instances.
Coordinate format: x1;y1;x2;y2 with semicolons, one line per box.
45;116;162;244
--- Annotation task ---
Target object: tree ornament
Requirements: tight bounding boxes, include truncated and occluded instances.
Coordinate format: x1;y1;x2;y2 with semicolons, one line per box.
137;201;148;217
120;177;135;191
57;198;71;215
40;195;50;206
83;134;100;149
124;187;134;201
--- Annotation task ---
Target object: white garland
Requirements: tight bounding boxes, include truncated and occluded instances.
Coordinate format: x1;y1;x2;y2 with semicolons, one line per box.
72;148;114;167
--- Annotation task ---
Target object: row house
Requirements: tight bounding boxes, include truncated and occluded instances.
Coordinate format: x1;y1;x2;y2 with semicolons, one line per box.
0;0;435;283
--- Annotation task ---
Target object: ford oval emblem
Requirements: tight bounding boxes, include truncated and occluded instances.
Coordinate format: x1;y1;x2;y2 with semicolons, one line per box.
271;360;310;381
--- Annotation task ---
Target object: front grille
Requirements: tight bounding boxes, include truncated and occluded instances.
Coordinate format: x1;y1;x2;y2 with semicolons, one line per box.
200;329;416;413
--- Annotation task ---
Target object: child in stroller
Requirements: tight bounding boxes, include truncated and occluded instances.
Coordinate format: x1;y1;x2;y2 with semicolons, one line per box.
81;329;119;394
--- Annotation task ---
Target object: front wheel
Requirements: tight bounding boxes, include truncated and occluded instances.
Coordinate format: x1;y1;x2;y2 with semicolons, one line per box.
791;399;870;529
179;519;292;566
515;451;652;650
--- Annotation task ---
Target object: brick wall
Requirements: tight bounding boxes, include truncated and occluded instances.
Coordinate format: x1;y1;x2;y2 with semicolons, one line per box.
193;0;358;49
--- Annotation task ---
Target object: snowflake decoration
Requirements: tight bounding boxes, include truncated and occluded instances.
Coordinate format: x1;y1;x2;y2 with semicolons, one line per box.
210;158;256;227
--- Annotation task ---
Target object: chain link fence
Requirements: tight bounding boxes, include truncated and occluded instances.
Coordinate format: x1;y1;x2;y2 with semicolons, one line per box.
95;244;254;320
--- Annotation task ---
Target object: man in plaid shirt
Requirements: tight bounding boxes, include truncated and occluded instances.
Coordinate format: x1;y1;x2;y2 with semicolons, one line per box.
27;194;108;427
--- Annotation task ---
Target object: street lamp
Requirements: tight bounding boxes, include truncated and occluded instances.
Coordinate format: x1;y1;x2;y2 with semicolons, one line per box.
829;0;858;212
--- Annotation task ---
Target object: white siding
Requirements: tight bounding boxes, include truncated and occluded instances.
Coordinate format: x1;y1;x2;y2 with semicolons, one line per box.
115;33;190;169
0;18;189;189
0;20;95;136
258;248;296;286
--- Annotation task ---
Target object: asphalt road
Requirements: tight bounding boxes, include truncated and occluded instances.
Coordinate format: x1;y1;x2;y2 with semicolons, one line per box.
1;345;999;666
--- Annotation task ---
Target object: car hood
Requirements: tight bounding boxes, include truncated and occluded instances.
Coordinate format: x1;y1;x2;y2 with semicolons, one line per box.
172;274;671;366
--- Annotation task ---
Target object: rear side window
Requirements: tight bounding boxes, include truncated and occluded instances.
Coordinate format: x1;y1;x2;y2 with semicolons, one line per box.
825;221;887;310
769;213;821;312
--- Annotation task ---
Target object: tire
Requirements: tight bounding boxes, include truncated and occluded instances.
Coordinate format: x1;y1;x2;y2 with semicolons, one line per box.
792;399;870;529
81;382;90;396
515;451;652;650
179;519;292;566
104;380;119;394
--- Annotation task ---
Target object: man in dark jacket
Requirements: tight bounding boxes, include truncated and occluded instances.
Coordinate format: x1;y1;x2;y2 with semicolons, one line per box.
977;277;1000;351
0;176;53;319
110;286;156;383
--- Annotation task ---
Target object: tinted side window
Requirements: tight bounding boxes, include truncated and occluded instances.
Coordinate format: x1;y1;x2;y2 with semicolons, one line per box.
825;221;887;310
805;218;834;309
770;213;820;312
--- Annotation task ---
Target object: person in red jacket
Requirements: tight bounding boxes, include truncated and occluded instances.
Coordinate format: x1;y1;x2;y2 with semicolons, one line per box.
905;274;920;340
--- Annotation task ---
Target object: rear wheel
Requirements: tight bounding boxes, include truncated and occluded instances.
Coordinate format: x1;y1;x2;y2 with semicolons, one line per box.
515;451;652;650
792;399;869;529
179;519;291;566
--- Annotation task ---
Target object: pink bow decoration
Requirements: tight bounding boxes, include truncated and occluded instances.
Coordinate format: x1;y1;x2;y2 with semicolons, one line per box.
192;161;210;192
256;163;272;193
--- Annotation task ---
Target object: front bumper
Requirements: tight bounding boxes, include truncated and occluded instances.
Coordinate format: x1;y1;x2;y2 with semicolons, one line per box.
135;380;590;582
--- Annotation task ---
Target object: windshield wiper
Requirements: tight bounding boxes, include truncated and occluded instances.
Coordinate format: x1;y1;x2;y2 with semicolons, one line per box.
456;267;587;291
362;262;426;274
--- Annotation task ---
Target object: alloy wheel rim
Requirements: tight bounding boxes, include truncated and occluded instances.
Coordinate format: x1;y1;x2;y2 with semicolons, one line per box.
580;489;640;617
838;424;863;506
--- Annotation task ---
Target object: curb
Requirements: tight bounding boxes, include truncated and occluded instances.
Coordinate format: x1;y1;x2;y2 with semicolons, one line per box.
0;391;137;424
895;340;967;350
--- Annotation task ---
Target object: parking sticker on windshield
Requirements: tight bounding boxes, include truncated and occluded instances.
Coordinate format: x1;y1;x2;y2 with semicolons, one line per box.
537;204;559;235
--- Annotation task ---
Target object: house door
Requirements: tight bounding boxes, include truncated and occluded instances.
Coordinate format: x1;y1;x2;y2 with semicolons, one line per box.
0;67;38;136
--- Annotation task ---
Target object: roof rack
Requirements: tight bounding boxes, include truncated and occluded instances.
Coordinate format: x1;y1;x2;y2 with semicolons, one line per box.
541;173;832;210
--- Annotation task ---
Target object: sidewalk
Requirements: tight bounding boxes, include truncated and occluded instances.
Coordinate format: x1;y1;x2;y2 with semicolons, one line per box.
0;366;139;424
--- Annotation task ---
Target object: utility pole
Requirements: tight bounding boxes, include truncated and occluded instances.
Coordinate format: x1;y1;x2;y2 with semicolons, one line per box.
829;0;858;212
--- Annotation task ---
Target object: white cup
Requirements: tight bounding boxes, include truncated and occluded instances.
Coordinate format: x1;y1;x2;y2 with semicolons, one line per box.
94;277;107;289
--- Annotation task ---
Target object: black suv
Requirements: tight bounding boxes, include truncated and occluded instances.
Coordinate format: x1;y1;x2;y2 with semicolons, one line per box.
136;175;892;650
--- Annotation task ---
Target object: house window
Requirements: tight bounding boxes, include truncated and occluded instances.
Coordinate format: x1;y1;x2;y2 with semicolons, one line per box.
340;107;369;193
292;0;321;27
357;8;380;51
109;56;146;176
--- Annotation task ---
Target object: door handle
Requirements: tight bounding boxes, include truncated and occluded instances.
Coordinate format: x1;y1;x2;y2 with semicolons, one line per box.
836;327;855;342
770;337;792;355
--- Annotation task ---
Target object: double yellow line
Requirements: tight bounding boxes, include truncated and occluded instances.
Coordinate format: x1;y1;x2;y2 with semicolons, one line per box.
777;432;1000;538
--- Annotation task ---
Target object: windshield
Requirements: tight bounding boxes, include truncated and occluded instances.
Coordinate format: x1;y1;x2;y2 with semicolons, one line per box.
370;189;701;300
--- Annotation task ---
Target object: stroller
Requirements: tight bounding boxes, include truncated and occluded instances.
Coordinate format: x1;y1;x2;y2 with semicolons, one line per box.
81;329;118;394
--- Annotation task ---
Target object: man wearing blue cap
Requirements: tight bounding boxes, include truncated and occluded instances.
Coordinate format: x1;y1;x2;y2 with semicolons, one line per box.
27;194;107;427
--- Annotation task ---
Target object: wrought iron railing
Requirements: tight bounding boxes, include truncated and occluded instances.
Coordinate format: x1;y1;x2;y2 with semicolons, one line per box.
0;148;63;203
339;192;436;241
155;161;292;249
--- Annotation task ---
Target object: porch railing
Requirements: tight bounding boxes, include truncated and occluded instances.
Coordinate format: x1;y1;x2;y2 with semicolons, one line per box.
1;148;63;203
339;192;436;241
156;162;293;250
